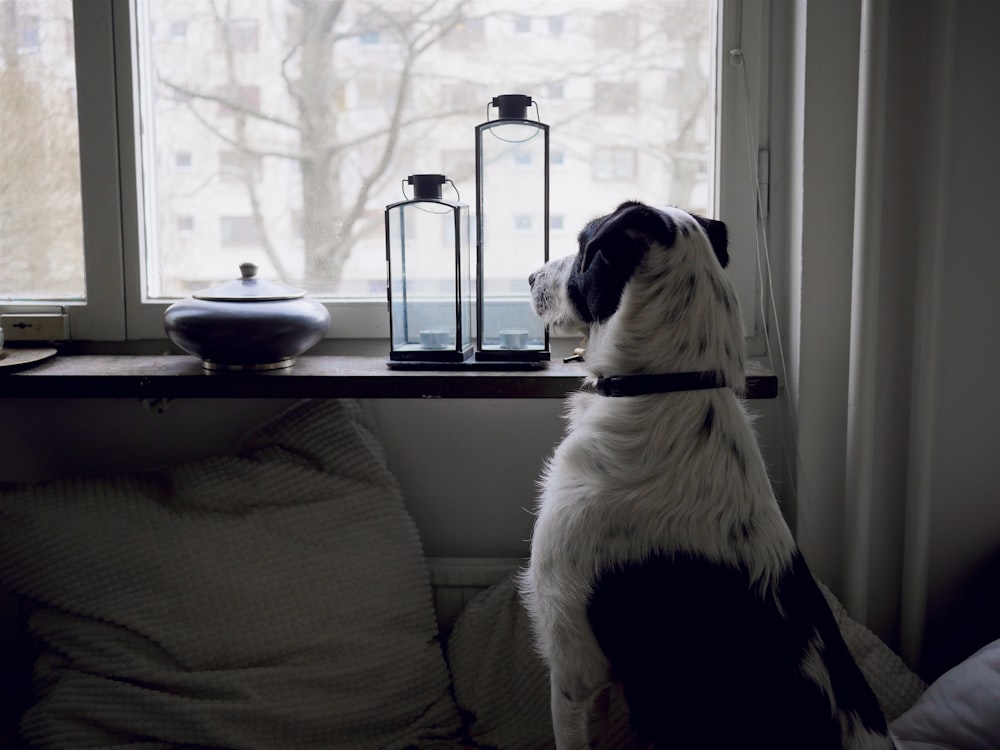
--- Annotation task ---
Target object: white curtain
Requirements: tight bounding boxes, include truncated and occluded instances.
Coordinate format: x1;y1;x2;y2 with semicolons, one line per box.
781;0;1000;677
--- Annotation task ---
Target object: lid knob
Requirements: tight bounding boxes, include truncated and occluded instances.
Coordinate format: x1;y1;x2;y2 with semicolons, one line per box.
239;262;259;280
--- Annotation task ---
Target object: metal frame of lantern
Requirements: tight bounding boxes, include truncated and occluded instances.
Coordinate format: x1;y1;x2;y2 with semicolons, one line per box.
474;94;551;364
385;174;473;367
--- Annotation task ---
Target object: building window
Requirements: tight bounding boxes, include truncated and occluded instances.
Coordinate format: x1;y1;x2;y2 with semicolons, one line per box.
514;215;533;231
177;215;194;233
169;20;188;40
219;151;260;182
442;83;478;112
175;151;192;169
16;14;40;52
222;19;258;53
442;16;484;49
594;148;637;181
216;85;260;117
594;80;639;115
595;13;638;49
544;81;564;100
515;16;531;33
220;216;259;246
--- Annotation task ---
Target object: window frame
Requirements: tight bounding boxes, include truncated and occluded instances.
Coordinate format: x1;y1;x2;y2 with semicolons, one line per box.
4;0;768;347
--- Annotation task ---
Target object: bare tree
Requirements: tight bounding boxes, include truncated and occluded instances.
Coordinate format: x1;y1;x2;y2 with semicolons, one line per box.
153;0;712;290
161;0;468;288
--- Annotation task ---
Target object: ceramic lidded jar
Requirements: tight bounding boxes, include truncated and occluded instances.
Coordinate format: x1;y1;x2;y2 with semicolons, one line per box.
163;262;330;371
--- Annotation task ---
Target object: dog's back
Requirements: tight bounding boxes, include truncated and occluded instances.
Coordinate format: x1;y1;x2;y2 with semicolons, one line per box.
588;551;889;749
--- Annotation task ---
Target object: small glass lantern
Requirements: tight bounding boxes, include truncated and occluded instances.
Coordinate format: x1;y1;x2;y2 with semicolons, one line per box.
386;174;473;366
475;94;550;363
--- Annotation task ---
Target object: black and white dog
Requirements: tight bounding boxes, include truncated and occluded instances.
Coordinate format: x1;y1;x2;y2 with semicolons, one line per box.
519;201;892;749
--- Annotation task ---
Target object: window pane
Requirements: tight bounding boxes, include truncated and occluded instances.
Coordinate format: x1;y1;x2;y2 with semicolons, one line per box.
135;0;714;300
0;0;85;301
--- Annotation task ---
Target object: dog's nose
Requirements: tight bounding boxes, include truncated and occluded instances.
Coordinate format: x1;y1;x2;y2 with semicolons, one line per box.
528;271;537;287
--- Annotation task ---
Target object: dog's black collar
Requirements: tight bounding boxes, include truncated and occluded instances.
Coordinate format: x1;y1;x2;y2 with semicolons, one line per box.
588;370;729;397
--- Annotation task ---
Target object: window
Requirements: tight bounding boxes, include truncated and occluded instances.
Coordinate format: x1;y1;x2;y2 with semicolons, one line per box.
16;14;40;52
594;80;639;115
168;20;187;40
220;216;259;246
222;19;258;53
218;151;260;182
594;12;637;49
215;84;260;117
594;147;637;181
0;0;766;344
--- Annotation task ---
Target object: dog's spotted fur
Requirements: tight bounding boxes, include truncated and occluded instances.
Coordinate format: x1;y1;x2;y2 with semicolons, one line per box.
519;202;892;749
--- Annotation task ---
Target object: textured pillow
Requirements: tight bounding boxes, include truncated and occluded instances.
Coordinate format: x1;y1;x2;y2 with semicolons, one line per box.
890;638;1000;750
446;572;926;749
0;399;462;749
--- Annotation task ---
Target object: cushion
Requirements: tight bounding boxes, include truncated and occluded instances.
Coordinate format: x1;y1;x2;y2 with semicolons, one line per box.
891;638;1000;750
446;572;926;749
0;398;462;749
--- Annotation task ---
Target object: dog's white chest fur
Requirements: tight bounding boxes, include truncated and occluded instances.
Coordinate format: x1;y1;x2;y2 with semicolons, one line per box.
533;389;793;586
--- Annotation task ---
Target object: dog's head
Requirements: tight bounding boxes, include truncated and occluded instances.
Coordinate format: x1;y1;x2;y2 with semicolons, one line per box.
529;201;744;382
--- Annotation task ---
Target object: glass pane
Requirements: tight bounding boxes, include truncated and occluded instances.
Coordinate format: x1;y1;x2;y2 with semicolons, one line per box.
0;0;85;301
135;0;714;300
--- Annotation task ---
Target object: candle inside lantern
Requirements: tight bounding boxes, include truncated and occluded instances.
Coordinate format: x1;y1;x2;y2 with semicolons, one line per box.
499;329;529;349
419;330;450;350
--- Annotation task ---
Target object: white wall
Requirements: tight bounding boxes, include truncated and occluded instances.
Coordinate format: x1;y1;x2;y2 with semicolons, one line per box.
0;395;786;559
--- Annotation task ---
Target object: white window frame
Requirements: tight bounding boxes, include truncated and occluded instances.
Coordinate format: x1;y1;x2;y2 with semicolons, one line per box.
4;0;769;346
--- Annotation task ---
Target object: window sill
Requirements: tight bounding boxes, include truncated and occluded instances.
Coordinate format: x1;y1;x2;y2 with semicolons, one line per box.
1;352;778;400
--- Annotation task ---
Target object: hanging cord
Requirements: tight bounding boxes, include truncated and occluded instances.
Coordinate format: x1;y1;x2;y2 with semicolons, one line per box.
729;43;801;506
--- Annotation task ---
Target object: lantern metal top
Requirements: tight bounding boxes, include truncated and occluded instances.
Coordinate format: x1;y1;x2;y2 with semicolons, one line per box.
407;173;446;200
491;94;534;120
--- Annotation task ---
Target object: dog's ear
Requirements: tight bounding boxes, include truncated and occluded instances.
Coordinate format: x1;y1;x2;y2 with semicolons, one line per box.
572;203;675;322
693;215;730;269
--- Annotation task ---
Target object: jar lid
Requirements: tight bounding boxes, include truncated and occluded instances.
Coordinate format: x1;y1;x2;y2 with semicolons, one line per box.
193;263;306;301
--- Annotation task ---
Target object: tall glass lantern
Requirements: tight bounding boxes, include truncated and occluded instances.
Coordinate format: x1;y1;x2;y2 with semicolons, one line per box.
385;174;473;366
475;94;550;363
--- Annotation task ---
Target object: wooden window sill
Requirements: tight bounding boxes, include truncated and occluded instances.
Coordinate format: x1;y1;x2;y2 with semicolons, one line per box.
1;353;778;400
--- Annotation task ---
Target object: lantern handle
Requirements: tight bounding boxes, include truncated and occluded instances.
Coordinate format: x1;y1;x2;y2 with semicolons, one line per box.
483;97;544;144
485;95;542;124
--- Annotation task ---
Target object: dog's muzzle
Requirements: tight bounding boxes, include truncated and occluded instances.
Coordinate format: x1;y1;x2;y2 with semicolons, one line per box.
528;255;580;329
